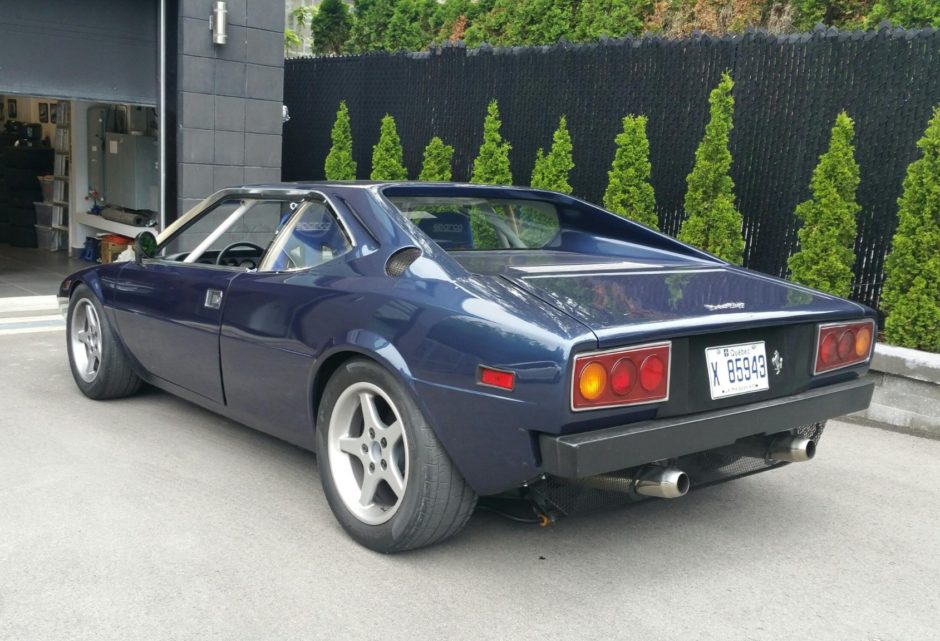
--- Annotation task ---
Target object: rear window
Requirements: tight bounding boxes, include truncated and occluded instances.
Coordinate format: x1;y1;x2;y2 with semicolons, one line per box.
386;196;560;251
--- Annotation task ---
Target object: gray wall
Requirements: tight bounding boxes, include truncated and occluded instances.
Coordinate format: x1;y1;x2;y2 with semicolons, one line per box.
177;0;285;218
0;0;158;104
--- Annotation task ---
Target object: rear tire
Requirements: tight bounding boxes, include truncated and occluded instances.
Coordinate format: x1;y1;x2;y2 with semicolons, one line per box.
66;284;141;400
316;358;477;553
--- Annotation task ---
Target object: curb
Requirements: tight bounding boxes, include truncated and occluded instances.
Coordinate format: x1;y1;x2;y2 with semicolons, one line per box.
849;344;940;439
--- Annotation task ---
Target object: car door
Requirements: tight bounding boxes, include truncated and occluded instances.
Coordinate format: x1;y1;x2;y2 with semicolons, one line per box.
112;196;285;404
113;260;239;403
218;198;355;443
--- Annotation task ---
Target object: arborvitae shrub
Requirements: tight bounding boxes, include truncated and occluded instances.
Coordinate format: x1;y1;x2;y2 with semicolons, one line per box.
787;111;860;298
677;72;745;264
470;100;511;248
419;137;454;181
370;114;407;180
602;114;657;228
324;101;357;180
471;100;512;185
530;116;574;194
881;106;940;352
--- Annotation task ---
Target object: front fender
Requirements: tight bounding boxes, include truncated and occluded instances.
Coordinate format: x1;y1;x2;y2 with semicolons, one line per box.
59;263;127;322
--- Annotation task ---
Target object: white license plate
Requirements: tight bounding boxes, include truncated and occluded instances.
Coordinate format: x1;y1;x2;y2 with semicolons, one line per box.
705;341;770;400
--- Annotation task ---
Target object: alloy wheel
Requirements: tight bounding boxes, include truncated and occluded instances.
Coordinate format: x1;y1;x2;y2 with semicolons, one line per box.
327;382;409;525
70;299;102;383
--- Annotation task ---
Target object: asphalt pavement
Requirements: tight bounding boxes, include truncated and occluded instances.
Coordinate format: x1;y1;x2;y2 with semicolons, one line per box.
1;330;938;641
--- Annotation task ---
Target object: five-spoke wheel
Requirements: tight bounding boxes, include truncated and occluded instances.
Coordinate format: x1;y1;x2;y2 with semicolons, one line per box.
70;298;102;383
317;358;477;552
66;284;141;400
327;382;408;525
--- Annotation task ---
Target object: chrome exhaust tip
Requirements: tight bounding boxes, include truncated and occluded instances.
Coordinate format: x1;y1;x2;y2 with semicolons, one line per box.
767;435;816;463
634;467;690;499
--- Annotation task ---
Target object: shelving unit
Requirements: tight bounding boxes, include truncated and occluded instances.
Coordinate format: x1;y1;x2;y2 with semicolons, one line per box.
51;102;70;236
73;211;150;238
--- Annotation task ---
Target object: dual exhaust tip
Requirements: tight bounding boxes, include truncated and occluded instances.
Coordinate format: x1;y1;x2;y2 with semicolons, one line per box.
632;434;816;500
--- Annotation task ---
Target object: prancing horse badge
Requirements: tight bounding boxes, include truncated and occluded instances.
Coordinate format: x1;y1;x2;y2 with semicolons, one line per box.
772;350;784;375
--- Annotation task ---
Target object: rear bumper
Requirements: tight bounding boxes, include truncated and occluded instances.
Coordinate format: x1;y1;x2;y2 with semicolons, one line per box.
539;377;874;478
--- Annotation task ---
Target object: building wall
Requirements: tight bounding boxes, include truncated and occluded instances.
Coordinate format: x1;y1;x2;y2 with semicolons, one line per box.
176;0;285;219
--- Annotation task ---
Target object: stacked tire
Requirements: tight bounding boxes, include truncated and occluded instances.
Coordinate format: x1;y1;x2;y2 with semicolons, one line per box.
0;147;54;247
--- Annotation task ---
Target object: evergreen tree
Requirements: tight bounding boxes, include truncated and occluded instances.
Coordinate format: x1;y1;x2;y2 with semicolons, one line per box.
793;0;872;31
386;0;443;51
463;0;517;47
311;0;352;55
573;0;646;41
347;0;396;53
881;106;940;351
602;114;657;228
419;137;454;181
324;101;356;180
787;111;860;298
465;0;578;47
371;114;408;180
677;72;745;264
471;99;511;248
530;116;574;194
867;0;940;28
471;100;512;184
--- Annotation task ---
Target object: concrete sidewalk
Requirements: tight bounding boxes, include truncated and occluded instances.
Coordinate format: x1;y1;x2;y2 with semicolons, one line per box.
1;331;938;641
0;295;63;335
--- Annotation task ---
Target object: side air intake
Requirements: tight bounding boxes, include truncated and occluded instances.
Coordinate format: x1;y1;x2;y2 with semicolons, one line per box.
385;247;422;277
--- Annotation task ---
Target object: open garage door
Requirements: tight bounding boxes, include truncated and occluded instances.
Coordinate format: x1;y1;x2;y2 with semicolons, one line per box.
0;0;158;105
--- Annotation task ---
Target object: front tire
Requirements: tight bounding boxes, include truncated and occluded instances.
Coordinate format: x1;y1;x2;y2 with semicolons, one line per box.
66;284;141;400
317;358;477;553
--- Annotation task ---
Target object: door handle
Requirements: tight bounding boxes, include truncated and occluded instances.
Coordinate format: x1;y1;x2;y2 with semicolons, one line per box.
204;289;223;310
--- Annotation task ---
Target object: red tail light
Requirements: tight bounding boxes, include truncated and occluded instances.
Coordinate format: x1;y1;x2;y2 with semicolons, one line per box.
814;320;875;374
572;342;671;411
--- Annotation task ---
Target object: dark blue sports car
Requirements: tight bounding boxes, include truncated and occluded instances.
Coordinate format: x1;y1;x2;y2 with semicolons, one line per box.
60;182;875;552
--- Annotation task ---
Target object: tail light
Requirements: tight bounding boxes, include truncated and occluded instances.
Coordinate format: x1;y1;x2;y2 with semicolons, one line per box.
572;342;671;411
814;320;875;374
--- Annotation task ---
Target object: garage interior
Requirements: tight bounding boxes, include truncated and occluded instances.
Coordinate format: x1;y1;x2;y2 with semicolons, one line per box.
0;0;161;297
0;0;286;299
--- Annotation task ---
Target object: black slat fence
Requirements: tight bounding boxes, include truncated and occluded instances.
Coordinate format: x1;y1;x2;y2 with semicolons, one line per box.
282;28;940;310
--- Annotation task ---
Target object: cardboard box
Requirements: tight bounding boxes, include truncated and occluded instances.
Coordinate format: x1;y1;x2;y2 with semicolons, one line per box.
99;237;132;264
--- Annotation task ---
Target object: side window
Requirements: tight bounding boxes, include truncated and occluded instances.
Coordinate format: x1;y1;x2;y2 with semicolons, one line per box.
162;199;243;256
159;198;294;267
259;201;351;271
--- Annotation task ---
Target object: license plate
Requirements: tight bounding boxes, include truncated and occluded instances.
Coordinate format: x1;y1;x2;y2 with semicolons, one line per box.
705;341;770;400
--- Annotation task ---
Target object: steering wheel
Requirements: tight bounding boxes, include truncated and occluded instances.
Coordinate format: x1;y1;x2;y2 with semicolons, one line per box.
215;241;265;268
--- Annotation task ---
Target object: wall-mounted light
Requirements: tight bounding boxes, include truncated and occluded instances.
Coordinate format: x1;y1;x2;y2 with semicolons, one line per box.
209;1;228;45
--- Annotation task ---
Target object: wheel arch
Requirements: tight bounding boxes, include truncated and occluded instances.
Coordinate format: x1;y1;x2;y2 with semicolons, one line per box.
66;276;104;301
308;335;419;440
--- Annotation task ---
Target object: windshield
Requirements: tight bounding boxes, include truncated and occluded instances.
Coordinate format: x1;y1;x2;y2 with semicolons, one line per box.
386;196;560;251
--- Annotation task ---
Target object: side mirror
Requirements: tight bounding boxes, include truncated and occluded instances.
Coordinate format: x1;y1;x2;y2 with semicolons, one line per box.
134;231;158;265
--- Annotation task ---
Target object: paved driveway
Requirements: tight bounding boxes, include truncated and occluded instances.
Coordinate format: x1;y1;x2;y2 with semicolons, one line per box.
1;331;938;641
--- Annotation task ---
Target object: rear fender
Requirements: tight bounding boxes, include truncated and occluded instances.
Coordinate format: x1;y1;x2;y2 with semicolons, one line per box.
308;330;418;434
308;330;543;495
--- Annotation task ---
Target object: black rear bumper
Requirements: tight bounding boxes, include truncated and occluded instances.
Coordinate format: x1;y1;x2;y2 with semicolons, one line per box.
539;377;874;478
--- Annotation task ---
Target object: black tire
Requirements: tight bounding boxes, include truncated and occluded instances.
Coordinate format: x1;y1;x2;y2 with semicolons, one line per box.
316;358;477;553
66;284;141;400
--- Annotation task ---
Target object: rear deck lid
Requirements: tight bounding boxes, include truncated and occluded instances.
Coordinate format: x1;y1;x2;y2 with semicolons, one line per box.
453;251;866;347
